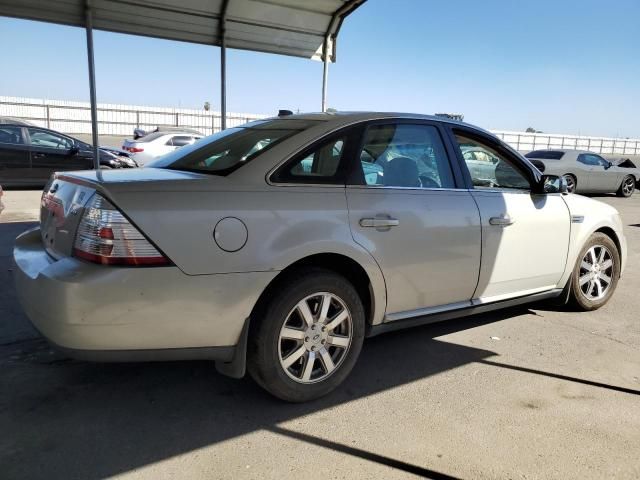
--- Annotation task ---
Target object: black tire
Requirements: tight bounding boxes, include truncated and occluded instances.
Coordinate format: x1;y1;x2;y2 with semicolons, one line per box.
568;233;620;311
616;175;635;197
247;268;365;402
563;174;577;193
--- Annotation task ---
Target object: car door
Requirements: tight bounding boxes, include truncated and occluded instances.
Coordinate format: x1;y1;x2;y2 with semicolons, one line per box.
0;126;31;185
449;128;571;302
345;121;481;318
581;153;621;192
26;128;91;182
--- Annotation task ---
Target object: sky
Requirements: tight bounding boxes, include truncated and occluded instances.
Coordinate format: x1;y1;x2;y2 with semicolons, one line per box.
0;0;639;137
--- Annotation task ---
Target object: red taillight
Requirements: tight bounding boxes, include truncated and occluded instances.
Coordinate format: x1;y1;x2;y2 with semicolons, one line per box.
73;194;169;266
128;147;144;153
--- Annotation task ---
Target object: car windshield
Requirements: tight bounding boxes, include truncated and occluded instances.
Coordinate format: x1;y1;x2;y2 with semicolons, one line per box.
149;119;322;175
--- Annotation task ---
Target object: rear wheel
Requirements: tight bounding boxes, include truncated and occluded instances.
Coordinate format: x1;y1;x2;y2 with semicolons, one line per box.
617;175;635;197
563;174;577;193
568;233;620;311
247;269;365;402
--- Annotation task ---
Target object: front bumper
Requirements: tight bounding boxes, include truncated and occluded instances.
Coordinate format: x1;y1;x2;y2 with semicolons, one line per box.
13;228;277;358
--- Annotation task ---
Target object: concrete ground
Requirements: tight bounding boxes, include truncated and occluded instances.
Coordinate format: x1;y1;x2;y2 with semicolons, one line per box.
1;189;639;480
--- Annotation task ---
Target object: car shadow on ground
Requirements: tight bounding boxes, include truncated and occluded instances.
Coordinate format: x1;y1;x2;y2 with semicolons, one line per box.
1;311;511;480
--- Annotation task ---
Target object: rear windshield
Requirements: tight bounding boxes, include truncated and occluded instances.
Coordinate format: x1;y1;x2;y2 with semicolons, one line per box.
525;150;565;160
148;118;323;175
137;132;166;142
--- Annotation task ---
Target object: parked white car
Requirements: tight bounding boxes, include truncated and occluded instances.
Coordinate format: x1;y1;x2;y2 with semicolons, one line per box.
122;131;203;165
14;112;627;402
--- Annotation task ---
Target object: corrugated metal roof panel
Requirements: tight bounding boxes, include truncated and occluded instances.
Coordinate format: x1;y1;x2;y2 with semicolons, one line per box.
0;0;365;61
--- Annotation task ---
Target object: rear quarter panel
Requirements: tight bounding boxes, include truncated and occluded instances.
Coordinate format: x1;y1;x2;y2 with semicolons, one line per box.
109;185;388;324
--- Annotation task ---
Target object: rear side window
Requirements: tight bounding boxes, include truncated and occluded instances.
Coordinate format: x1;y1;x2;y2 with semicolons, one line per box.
273;137;346;183
357;124;455;189
525;150;565;160
0;126;24;144
168;136;193;147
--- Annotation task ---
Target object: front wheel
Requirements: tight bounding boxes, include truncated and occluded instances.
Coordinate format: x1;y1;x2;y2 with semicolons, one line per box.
617;175;635;197
247;269;365;402
568;233;620;311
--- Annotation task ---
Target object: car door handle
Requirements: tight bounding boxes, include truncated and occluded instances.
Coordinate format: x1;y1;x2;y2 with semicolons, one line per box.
33;153;46;159
489;215;515;226
359;217;400;228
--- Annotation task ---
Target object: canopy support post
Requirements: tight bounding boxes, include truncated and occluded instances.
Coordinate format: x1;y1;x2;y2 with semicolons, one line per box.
85;0;100;170
321;36;329;112
220;0;229;130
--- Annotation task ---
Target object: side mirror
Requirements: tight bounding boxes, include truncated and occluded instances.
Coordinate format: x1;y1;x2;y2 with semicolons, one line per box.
539;174;567;194
68;145;80;156
606;161;613;170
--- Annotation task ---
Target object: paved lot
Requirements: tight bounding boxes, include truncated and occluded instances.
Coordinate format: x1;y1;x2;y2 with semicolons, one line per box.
1;189;639;480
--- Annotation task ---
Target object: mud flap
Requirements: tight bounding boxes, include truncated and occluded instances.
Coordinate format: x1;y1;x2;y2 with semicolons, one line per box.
215;317;250;378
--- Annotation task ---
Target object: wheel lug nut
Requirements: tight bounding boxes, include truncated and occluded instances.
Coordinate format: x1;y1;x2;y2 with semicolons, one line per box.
305;337;310;342
311;346;316;351
321;339;326;344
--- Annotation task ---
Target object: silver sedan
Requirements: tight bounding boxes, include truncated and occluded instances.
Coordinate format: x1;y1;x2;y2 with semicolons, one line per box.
525;149;639;196
14;113;627;402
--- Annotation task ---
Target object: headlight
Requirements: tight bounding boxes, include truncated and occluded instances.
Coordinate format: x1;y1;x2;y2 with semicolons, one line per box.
119;157;138;167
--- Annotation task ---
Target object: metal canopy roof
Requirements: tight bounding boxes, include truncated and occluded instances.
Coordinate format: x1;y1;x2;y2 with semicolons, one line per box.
0;0;365;62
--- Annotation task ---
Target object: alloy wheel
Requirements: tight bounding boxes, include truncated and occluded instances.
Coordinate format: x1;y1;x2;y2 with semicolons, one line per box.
622;177;635;196
278;292;353;384
578;245;614;300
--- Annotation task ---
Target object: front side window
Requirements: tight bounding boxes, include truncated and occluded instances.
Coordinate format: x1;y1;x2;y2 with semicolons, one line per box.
586;154;609;167
0;126;24;144
578;154;606;167
455;134;530;190
27;128;73;150
357;124;455;188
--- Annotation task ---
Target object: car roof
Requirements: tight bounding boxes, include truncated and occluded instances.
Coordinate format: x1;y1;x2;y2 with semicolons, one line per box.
529;148;593;154
259;111;488;133
0;116;36;126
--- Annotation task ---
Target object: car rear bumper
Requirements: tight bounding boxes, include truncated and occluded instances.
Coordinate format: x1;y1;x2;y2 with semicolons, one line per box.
13;228;277;357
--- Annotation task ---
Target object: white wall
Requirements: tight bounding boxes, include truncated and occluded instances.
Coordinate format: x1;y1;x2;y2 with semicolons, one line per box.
0;96;266;136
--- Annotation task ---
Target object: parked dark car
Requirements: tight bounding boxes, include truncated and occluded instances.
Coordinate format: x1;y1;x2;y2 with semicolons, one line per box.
0;120;137;187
